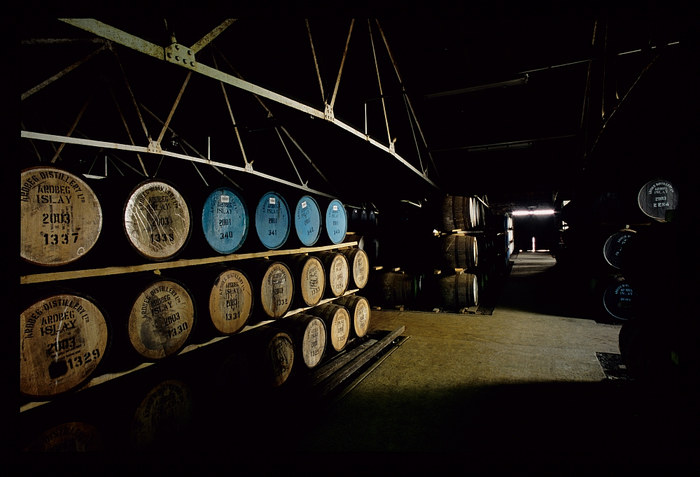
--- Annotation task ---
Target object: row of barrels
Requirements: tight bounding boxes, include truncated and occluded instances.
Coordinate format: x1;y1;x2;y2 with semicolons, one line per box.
366;268;480;311
20;302;375;452
20;166;349;267
20;249;370;399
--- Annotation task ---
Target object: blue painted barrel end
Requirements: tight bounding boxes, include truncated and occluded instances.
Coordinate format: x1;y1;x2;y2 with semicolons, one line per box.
325;199;348;245
201;187;249;254
295;195;322;247
255;191;291;250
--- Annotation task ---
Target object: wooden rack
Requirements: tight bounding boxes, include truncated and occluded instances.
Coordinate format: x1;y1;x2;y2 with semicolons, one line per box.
20;241;361;413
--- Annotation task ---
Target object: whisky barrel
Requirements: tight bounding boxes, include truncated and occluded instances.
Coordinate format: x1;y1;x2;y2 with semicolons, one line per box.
127;278;196;360
254;191;291;250
602;279;635;321
452;195;466;230
201;186;249;254
262;327;296;387
325;199;348;244
208;268;254;335
438;271;479;310
368;269;421;307
317;251;350;297
251;260;295;319
283;254;326;308
20;292;109;398
441;234;479;269
285;313;327;369
637;179;679;222
311;303;352;353
130;379;193;450
20;166;103;266
24;422;103;452
343;247;370;289
123;180;192;261
294;195;323;246
602;229;636;270
334;295;371;339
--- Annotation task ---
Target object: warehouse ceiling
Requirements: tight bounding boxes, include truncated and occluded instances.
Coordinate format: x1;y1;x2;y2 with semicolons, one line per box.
19;5;697;215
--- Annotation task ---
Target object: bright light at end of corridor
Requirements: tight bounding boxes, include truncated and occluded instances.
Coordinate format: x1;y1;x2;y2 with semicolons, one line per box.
511;209;555;216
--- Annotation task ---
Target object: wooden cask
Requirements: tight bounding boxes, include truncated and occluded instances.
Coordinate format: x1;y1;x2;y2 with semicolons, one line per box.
130;379;193;450
123;180;192;261
201;186;249;254
20;166;103;266
441;234;479;270
262;328;296;387
334;295;371;339
283;254;326;308
438;271;479;310
343;247;370;289
368;269;421;307
254;191;291;250
602;229;636;270
24;422;103;452
311;303;352;353
637;179;679;222
602;279;635;321
127;279;196;360
209;268;254;335
253;260;295;319
318;251;350;297
325;198;348;245
294;194;323;247
20;292;109;397
285;313;327;369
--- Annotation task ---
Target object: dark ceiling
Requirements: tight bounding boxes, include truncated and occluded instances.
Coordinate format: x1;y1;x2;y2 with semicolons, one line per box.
19;5;698;214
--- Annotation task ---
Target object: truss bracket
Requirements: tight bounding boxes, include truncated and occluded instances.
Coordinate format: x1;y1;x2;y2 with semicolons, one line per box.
324;103;335;121
165;43;196;69
147;139;162;154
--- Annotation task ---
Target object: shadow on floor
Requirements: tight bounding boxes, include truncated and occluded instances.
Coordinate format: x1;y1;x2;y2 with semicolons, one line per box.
497;252;599;320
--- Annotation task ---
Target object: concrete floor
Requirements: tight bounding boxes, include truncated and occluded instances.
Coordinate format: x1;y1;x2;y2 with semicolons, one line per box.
289;252;699;474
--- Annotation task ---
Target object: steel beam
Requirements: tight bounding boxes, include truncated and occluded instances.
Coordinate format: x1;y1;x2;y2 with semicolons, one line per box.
59;18;438;189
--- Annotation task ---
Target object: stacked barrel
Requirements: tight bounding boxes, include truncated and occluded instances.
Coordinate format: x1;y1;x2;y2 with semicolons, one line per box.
20;165;373;403
556;177;700;381
429;194;511;312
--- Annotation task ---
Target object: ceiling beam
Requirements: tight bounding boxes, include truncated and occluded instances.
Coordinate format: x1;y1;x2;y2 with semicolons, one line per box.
59;18;438;190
